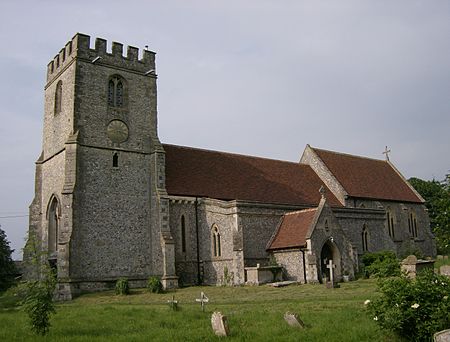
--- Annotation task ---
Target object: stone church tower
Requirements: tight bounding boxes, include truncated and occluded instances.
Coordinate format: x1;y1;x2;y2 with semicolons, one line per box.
27;34;177;299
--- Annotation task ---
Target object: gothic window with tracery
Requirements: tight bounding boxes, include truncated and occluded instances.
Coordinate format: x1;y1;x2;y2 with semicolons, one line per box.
362;224;369;252
54;80;62;115
212;225;221;257
408;211;418;238
108;76;126;107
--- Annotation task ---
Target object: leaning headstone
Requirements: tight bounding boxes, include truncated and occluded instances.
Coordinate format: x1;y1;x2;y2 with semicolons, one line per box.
437;255;444;260
284;312;305;328
434;329;450;342
211;312;230;337
440;265;450;277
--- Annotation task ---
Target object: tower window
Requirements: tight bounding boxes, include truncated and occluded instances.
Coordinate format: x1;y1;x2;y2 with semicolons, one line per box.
54;80;62;115
361;224;369;252
212;225;221;257
108;76;126;108
113;153;119;167
181;215;186;253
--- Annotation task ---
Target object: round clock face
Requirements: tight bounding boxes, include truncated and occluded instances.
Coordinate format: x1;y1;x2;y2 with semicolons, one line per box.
107;120;129;143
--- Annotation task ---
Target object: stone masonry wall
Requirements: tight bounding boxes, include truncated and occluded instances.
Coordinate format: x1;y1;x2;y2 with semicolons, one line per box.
273;250;305;282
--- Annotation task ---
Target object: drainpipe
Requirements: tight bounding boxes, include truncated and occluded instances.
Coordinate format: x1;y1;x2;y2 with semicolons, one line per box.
301;249;307;284
195;197;201;285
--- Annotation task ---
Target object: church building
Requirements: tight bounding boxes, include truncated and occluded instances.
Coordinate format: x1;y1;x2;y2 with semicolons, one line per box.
26;34;436;299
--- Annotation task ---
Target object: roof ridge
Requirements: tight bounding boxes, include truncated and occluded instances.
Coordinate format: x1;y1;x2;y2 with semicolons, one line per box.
310;146;388;164
284;208;317;215
163;143;308;167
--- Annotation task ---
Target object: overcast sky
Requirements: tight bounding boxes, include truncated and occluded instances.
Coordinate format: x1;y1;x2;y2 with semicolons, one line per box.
0;0;449;259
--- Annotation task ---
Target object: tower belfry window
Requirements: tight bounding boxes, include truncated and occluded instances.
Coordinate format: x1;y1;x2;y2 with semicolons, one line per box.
108;76;125;108
54;80;62;115
113;153;119;167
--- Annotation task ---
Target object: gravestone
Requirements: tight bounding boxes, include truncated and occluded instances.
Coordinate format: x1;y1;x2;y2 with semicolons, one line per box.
434;329;450;342
284;312;305;328
196;292;209;312
440;265;450;277
167;295;178;311
401;255;435;279
211;312;230;337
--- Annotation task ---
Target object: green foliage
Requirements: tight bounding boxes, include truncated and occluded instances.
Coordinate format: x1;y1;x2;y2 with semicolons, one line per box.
147;276;163;294
366;270;450;341
409;176;450;254
361;251;400;278
115;277;130;295
21;230;57;336
22;270;56;336
0;225;17;292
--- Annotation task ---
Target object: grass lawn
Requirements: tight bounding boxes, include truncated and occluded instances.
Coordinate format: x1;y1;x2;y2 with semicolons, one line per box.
0;279;401;341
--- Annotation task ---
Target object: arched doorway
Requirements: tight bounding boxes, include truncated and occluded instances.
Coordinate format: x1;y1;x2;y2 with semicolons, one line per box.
320;239;341;282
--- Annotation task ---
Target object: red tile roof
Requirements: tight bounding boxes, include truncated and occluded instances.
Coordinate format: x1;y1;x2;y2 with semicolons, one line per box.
267;209;317;250
163;144;342;207
312;147;422;203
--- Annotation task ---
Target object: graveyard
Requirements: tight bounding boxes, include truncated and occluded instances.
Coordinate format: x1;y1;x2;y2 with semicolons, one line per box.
0;278;403;341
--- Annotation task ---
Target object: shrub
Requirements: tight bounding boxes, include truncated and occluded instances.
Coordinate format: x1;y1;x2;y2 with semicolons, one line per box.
115;278;130;295
366;270;450;341
147;276;163;293
361;251;400;278
22;268;56;335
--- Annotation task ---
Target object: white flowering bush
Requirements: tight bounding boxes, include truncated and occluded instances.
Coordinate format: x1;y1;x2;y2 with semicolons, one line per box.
366;270;450;341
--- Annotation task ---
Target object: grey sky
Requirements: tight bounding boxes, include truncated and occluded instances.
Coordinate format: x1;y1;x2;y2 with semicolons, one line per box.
0;0;449;259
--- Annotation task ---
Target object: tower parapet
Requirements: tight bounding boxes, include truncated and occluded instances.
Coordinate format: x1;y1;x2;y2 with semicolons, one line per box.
46;33;156;85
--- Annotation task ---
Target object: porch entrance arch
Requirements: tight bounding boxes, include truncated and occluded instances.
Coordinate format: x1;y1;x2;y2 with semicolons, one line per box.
320;239;341;282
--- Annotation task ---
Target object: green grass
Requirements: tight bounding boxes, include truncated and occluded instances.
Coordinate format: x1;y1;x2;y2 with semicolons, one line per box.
0;279;401;341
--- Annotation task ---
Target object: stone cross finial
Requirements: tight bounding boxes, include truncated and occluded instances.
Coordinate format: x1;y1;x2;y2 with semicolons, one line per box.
319;185;326;199
383;146;391;161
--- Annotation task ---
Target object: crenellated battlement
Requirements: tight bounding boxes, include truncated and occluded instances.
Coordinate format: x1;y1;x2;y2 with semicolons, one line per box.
46;33;156;84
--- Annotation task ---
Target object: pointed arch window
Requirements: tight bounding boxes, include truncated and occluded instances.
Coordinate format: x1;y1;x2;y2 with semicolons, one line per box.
387;208;395;239
181;215;187;253
212;225;221;257
54;80;62;115
408;211;418;238
361;224;369;252
48;197;59;255
108;75;126;108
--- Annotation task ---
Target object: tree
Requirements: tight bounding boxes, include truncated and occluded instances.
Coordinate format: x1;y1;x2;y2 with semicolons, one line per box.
0;224;17;292
409;175;450;254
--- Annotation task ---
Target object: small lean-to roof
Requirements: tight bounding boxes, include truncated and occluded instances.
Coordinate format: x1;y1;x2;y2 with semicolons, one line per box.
267;209;317;250
311;147;422;203
163;144;342;207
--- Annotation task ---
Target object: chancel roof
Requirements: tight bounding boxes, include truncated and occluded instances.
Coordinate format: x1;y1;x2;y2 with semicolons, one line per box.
311;147;423;203
267;209;317;250
163;144;342;207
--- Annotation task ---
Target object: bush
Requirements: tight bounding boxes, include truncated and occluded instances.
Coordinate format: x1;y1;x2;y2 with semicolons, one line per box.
366;270;450;341
361;251;400;278
115;278;130;295
147;276;163;293
22;268;56;336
